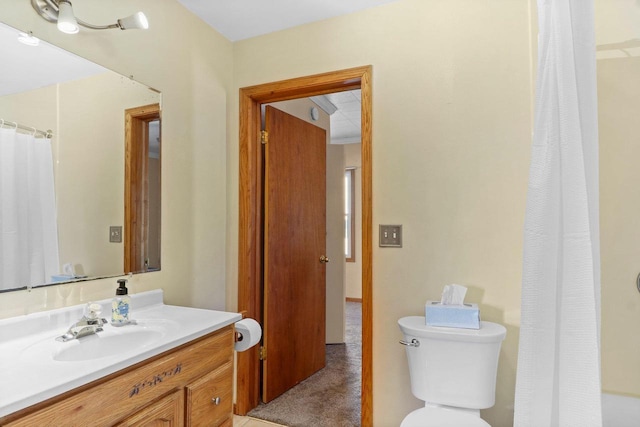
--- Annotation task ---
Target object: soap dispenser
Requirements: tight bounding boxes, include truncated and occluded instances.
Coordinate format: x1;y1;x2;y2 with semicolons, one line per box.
112;279;131;326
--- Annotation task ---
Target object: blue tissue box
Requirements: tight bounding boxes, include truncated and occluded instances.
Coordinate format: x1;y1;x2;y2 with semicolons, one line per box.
50;275;75;283
425;301;480;329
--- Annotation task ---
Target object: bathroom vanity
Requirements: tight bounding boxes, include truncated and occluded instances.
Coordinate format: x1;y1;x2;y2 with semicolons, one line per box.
0;290;241;426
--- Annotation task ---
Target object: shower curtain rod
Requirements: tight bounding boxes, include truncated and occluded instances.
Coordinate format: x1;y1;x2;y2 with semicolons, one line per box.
0;119;53;138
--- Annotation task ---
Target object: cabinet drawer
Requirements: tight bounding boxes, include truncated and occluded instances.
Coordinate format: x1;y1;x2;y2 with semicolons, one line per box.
115;390;184;427
186;361;233;427
3;326;233;427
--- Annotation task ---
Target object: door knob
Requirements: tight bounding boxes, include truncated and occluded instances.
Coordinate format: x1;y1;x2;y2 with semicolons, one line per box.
319;255;330;264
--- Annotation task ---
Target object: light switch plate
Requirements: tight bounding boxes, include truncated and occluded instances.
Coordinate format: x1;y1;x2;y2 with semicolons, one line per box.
379;224;402;248
110;226;122;243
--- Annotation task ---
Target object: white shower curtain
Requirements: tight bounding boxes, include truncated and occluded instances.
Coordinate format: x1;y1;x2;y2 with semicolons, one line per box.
0;128;60;291
514;0;602;426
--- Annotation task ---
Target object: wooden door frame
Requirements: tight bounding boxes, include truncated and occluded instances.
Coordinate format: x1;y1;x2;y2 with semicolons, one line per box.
124;103;161;274
236;66;373;426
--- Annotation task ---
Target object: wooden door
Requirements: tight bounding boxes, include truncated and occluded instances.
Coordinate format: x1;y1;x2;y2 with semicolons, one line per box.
262;106;327;402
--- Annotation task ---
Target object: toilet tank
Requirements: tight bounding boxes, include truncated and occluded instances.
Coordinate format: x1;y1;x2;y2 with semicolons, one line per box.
398;316;506;410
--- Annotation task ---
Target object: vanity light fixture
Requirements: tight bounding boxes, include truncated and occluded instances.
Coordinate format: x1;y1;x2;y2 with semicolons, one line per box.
31;0;149;34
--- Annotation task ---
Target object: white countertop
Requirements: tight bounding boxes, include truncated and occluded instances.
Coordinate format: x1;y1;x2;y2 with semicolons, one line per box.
0;290;242;418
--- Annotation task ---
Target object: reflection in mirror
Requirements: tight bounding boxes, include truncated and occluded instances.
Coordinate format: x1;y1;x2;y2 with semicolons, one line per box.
0;22;161;292
125;105;161;274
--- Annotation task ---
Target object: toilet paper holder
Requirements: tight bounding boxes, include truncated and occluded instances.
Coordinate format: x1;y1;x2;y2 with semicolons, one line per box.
235;311;246;342
233;317;262;352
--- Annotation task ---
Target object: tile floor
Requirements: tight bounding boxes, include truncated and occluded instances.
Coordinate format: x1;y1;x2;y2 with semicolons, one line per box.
234;415;286;427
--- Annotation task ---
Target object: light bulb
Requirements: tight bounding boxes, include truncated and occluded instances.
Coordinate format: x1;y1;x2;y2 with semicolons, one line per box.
57;0;79;34
17;32;40;46
118;12;149;30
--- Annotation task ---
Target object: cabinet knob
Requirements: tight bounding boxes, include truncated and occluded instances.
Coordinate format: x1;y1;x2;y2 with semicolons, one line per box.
212;397;221;405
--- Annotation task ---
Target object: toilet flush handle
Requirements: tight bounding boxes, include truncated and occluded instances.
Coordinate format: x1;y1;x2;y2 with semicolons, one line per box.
399;338;420;347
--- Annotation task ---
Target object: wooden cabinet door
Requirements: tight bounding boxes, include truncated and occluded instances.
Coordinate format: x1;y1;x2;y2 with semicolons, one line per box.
116;390;184;427
186;361;233;427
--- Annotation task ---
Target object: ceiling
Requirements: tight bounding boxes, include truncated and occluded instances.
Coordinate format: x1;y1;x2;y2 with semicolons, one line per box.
177;0;400;42
322;90;362;144
0;22;106;97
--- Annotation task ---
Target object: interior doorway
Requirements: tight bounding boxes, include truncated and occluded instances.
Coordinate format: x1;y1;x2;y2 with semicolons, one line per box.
243;94;360;425
236;66;373;426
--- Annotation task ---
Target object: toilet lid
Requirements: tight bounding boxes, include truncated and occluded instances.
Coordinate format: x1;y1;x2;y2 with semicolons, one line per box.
400;407;491;427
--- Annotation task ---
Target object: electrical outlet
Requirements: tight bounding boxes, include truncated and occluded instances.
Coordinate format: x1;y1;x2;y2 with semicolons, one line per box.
379;224;402;248
110;226;122;243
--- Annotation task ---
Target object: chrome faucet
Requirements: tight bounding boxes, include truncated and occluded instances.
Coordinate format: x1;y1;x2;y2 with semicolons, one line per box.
57;303;108;342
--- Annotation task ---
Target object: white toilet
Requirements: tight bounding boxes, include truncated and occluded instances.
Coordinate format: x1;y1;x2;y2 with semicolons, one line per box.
398;316;506;427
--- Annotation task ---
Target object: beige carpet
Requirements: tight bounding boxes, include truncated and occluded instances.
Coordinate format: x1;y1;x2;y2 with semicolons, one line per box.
247;302;362;426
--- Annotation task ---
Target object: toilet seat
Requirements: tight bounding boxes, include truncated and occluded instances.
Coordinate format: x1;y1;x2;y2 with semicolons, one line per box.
400;407;491;427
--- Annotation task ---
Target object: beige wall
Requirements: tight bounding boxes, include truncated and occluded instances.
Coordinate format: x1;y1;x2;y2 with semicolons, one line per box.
0;0;233;315
596;0;640;398
0;86;57;134
326;143;346;343
268;98;346;344
230;0;532;425
344;143;362;300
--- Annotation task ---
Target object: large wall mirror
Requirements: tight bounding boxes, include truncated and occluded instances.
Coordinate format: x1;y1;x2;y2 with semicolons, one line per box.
0;22;161;293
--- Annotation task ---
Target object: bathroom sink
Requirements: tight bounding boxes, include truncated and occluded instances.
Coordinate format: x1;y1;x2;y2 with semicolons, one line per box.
53;326;164;362
19;319;179;363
